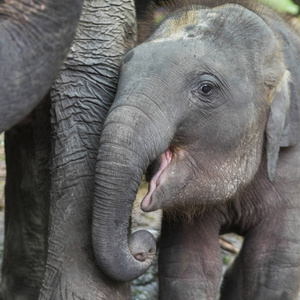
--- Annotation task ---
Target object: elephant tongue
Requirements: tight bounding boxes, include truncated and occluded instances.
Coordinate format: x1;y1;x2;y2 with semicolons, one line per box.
141;148;172;210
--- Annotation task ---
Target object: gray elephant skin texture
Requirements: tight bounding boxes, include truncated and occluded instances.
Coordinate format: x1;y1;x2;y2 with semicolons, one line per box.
0;0;83;133
92;0;300;299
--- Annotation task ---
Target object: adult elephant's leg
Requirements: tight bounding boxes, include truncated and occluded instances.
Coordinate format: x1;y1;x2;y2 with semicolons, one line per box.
159;213;223;300
39;0;136;299
1;96;51;300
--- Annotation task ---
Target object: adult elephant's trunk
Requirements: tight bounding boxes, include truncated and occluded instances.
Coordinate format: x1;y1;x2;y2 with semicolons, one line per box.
92;92;173;281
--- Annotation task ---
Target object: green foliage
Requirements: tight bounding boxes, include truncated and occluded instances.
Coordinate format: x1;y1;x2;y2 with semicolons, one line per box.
222;255;233;266
260;0;299;14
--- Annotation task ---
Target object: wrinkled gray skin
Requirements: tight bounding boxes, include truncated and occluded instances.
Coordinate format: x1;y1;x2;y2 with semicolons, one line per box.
93;1;300;299
39;1;136;299
1;0;136;299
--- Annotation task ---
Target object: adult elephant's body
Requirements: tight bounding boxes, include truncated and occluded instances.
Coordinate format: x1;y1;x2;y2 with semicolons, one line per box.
92;1;300;299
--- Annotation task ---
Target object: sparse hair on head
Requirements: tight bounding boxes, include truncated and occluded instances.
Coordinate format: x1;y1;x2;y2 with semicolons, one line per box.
136;0;300;44
137;0;262;43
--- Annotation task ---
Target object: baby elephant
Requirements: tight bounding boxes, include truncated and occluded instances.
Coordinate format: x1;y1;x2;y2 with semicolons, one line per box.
92;0;300;299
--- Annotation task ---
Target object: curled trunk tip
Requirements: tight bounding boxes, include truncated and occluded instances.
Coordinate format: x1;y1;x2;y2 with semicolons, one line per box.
92;227;156;282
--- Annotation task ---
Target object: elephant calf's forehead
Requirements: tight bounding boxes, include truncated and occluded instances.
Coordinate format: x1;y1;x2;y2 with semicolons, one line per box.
150;4;273;49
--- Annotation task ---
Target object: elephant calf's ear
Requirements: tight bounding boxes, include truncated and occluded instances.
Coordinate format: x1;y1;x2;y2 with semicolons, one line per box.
266;70;294;181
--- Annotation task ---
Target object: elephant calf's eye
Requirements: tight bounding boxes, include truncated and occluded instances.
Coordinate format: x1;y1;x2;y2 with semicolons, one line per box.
200;84;213;95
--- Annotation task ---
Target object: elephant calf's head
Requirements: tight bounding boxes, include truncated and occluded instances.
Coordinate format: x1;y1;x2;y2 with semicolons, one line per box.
92;2;295;282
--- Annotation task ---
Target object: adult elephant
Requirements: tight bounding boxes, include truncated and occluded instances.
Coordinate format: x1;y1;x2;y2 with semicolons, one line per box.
92;0;300;299
2;0;138;299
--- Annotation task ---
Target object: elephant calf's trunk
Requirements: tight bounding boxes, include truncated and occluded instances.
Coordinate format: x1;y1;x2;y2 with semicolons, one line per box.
129;230;156;262
92;136;158;281
92;94;172;281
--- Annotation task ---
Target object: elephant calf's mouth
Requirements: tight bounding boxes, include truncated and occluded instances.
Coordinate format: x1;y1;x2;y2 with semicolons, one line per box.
141;148;172;212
